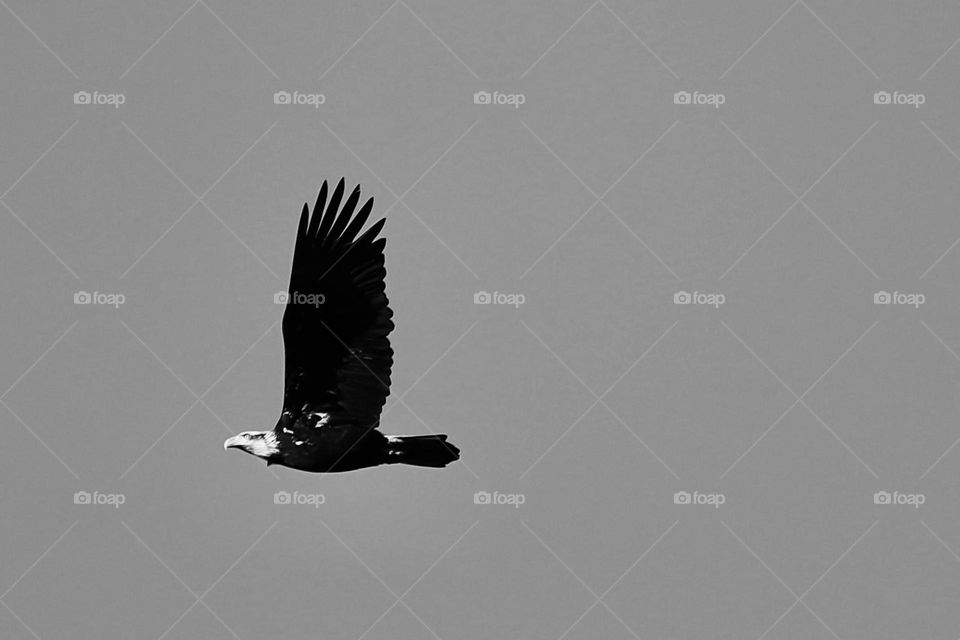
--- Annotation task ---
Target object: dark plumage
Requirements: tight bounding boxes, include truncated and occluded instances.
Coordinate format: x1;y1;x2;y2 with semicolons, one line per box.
224;179;460;472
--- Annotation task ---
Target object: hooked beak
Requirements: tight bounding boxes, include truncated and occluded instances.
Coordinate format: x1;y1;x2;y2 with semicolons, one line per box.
224;435;244;450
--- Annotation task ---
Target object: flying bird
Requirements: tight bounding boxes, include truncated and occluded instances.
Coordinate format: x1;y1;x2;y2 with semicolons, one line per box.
224;179;460;472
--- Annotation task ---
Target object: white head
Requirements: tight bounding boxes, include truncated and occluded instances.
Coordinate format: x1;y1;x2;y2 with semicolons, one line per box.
224;431;279;460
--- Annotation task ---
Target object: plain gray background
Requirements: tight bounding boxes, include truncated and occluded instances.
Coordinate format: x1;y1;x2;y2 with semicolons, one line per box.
3;1;960;638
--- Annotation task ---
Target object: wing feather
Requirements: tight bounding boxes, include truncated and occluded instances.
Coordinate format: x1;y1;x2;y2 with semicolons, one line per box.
280;179;394;425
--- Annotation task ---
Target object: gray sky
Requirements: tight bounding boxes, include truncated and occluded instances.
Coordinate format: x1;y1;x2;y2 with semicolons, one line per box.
3;1;960;639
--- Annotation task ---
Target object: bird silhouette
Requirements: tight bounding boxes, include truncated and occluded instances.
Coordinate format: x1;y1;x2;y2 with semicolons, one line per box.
224;179;460;472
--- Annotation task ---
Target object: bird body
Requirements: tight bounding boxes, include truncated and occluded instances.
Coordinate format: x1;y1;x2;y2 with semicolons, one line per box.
224;179;460;473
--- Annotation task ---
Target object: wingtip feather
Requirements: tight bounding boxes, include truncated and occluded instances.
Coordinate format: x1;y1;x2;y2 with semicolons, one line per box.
307;182;327;239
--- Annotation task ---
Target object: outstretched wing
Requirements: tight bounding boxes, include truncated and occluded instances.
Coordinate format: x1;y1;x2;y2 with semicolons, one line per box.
281;179;394;425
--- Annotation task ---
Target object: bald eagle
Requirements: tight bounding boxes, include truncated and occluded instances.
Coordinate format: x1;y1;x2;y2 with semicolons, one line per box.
224;179;460;472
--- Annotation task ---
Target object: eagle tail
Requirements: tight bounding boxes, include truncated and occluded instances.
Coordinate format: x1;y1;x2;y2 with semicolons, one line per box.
387;435;460;468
